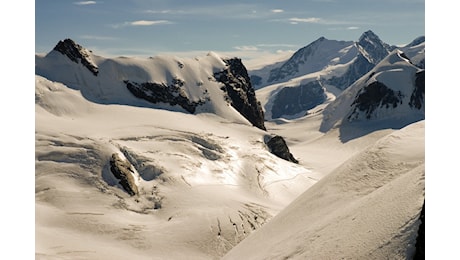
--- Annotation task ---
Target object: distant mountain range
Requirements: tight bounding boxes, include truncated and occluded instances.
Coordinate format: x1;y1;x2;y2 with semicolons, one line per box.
251;30;425;121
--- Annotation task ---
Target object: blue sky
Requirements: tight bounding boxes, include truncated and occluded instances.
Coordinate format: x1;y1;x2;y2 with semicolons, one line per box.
35;0;424;63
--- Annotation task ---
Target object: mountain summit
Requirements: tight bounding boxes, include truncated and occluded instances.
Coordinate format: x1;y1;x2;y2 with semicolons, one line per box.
357;30;394;64
52;38;99;76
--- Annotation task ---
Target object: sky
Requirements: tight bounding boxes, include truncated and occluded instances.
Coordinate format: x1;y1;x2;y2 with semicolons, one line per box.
36;0;425;64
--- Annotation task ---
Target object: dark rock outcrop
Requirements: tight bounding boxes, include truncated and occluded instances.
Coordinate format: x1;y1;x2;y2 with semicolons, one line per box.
327;54;376;90
409;70;425;110
265;135;298;163
413;201;425;260
53;38;99;76
214;58;266;130
271;80;326;119
109;153;138;196
125;80;207;113
348;81;404;120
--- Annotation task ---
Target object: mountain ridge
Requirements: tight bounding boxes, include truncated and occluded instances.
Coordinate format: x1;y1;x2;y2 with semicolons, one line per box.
36;40;267;130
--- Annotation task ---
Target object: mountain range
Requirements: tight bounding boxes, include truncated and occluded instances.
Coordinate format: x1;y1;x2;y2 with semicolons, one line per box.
35;30;425;259
251;30;425;121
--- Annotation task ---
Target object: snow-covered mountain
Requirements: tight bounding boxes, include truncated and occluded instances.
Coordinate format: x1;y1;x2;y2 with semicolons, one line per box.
36;39;266;130
320;49;425;135
251;31;424;120
35;36;425;259
250;30;395;90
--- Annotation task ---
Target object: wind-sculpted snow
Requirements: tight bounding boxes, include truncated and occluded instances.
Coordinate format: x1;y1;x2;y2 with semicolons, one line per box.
35;75;316;259
224;121;425;260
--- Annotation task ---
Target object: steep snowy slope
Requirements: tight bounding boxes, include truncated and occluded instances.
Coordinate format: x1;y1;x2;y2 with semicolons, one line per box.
321;49;425;137
223;120;425;260
250;37;357;88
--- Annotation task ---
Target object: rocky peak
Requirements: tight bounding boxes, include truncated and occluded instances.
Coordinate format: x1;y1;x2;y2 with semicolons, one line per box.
358;30;380;43
357;30;393;64
53;38;99;76
214;58;266;130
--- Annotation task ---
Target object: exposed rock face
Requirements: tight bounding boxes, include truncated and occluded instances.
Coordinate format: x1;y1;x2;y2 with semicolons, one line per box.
265;136;298;163
271;80;326;119
53;38;99;76
214;58;266;130
413;201;425;260
348;81;403;120
109;153;138;196
409;70;425;110
327;54;375;90
250;75;262;86
125;80;207;113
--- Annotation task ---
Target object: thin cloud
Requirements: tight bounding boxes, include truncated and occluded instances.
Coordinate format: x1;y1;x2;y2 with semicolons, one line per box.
289;17;322;23
111;20;173;28
271;9;284;13
234;46;259;51
145;10;186;15
130;20;171;26
346;26;360;30
288;17;354;25
73;1;97;5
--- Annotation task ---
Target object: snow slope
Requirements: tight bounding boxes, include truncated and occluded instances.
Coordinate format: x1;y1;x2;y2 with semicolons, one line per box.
35;73;318;259
223;120;425;260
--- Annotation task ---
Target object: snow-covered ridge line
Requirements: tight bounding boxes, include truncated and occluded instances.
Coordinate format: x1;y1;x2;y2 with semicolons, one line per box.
36;39;266;130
